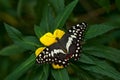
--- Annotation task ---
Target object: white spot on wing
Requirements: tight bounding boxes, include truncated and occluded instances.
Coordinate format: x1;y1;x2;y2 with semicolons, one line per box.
77;24;80;27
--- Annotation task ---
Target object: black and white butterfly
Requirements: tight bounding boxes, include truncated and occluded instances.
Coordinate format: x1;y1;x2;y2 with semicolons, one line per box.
36;22;87;67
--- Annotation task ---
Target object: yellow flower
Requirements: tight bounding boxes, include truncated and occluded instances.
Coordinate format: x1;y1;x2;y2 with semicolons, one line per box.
35;29;65;69
40;29;65;46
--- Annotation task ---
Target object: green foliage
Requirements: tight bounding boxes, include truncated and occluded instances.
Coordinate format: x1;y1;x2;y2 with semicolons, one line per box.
0;0;120;80
85;24;119;40
52;69;69;80
0;44;26;56
5;54;35;80
81;60;120;80
53;0;78;30
5;23;40;50
115;0;120;11
94;0;110;12
84;46;120;63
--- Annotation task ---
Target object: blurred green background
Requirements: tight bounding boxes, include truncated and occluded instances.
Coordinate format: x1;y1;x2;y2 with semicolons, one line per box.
0;0;120;80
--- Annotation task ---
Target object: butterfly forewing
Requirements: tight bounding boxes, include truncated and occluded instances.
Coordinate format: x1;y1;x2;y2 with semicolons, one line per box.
36;22;87;67
67;23;87;60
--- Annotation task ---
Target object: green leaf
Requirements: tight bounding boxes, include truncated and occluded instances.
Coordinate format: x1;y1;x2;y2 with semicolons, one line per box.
34;5;51;38
85;24;118;40
81;60;120;80
5;23;40;50
4;23;23;42
5;54;35;80
53;0;78;30
94;0;110;12
0;44;26;56
17;36;40;50
40;6;50;32
79;54;95;64
70;63;94;80
35;0;48;24
36;70;47;80
17;0;23;17
36;65;49;80
49;0;64;14
51;68;69;80
43;64;49;80
84;46;120;63
34;25;44;38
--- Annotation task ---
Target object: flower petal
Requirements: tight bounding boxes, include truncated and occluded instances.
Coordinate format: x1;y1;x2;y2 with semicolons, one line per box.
54;29;65;39
40;32;56;46
52;63;64;69
35;47;46;57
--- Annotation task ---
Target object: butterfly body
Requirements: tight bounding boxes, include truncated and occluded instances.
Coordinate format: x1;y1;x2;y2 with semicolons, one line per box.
36;22;87;67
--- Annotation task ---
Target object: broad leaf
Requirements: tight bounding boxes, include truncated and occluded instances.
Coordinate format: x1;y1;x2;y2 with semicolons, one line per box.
84;46;120;63
81;60;120;80
5;54;35;80
0;44;26;56
5;23;40;50
85;24;118;40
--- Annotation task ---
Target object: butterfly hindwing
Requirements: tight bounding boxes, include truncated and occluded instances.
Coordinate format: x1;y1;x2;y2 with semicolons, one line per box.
36;42;69;67
36;22;87;67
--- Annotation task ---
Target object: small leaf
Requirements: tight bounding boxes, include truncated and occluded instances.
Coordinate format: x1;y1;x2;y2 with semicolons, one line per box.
4;23;23;42
85;24;118;40
0;44;26;56
5;54;35;80
34;25;44;38
84;46;120;63
51;68;69;80
53;0;78;30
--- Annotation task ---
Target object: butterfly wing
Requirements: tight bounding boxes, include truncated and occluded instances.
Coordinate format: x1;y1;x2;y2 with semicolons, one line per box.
36;22;87;67
36;41;69;67
58;22;87;61
66;23;87;60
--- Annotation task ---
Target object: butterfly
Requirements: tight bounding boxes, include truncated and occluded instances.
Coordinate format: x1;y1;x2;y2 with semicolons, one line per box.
36;22;87;67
